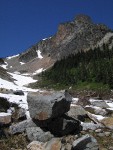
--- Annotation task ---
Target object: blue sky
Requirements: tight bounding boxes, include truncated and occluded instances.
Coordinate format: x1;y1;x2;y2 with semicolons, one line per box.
0;0;113;58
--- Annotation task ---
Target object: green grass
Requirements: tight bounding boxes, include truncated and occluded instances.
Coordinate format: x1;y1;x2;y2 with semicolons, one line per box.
73;81;110;91
29;79;68;90
29;77;110;93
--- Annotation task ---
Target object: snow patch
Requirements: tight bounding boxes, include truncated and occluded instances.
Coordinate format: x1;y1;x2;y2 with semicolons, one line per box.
0;62;8;69
0;76;38;92
33;68;43;75
36;50;43;59
0;93;30;118
0;112;11;116
89;98;103;102
107;108;113;111
21;73;31;76
91;114;106;121
85;105;103;110
97;32;113;47
0;78;18;90
71;98;79;104
0;68;42;119
42;36;51;41
105;102;113;108
9;72;37;87
7;107;15;114
14;71;20;75
20;62;25;65
7;54;19;60
42;38;47;41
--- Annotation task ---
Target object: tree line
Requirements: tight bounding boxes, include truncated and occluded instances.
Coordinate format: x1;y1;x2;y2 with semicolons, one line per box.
41;44;113;88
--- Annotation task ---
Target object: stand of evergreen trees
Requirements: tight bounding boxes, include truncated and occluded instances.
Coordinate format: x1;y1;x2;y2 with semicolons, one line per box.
41;44;113;88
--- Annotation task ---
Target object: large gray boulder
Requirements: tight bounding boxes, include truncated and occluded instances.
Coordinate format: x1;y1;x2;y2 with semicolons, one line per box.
72;134;99;150
27;91;72;120
26;127;54;142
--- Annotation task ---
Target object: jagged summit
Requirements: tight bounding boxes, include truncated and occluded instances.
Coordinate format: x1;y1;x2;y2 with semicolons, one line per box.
74;14;93;24
1;14;113;74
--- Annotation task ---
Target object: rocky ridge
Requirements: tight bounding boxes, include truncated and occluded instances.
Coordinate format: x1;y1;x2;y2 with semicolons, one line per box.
1;14;113;75
19;14;112;62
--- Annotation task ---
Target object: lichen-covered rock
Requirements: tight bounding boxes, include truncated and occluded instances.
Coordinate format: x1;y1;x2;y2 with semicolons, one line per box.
27;91;72;121
9;119;37;134
26;127;54;142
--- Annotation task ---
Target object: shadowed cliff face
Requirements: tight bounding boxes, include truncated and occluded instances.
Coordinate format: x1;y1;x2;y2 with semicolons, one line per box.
0;58;5;65
19;14;111;63
0;67;13;81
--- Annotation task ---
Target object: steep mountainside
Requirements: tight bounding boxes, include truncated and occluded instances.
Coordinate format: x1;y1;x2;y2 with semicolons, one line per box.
1;15;113;150
19;14;112;61
1;14;113;75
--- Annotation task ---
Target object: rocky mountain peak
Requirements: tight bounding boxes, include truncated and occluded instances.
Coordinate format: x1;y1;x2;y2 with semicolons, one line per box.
56;14;93;40
74;14;93;24
19;14;111;61
3;14;113;74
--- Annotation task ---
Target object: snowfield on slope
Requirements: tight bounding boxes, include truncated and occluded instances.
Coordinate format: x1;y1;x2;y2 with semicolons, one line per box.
9;72;37;87
36;50;43;59
0;92;30;119
32;68;43;75
0;73;37;91
0;72;40;118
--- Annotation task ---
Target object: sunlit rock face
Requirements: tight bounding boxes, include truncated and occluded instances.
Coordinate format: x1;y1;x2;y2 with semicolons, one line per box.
17;14;111;63
2;14;113;74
